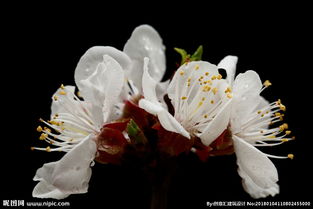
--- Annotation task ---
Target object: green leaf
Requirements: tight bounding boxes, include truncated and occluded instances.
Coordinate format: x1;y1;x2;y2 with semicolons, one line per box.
127;119;139;136
174;45;203;66
190;45;203;62
126;119;148;145
174;47;189;65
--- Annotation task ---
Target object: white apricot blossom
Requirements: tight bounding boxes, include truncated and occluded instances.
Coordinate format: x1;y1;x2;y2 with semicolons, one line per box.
139;58;233;145
32;24;166;199
218;56;294;199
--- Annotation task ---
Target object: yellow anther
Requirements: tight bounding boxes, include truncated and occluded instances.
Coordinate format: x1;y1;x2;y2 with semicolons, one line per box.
195;64;200;70
201;97;206;101
288;154;294;160
227;93;233;99
187;77;191;82
263;80;272;87
199;82;203;85
217;74;222;80
280;104;286;111
211;75;217;80
46;146;51;152
275;112;281;117
187;82;191;87
181;96;187;100
60;84;65;89
260;130;264;134
261;114;265;117
59;90;67;95
266;111;269;114
53;114;59;119
285;130;291;135
36;126;43;132
224;87;232;93
281;138;289;142
198;101;203;107
204;114;208;118
257;110;262;114
279;123;288;131
212;87;218;95
180;71;185;76
77;91;82;97
283;123;289;129
44;127;51;133
206;80;213;85
53;95;58;101
30;147;35;151
292;136;296;140
39;133;48;140
276;99;282;105
205;72;209;76
202;85;211;92
267;135;276;139
49;120;61;126
210;100;214;104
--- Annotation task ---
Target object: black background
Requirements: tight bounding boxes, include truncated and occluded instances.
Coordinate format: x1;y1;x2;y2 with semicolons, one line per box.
2;3;312;209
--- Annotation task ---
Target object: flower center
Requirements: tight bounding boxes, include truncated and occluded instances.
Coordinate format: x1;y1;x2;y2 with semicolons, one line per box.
175;63;232;135
235;80;294;159
31;84;99;152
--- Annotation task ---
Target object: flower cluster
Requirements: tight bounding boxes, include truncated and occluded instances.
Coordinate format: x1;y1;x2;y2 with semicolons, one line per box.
32;25;294;200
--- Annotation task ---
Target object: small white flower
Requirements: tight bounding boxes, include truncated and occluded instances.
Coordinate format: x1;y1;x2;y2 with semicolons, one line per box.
32;55;125;199
219;56;294;198
75;24;167;101
139;58;233;145
32;24;167;199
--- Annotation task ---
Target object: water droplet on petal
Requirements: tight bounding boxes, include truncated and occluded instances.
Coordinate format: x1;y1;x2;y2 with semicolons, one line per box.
90;161;95;167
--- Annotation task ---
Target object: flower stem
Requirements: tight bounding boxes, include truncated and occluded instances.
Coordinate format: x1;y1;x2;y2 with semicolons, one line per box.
150;181;169;209
149;157;177;209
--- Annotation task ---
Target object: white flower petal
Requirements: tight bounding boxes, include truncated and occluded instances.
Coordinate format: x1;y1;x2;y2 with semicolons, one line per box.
142;57;159;103
33;178;69;200
79;55;125;122
217;55;238;85
139;58;189;139
139;99;164;115
123;25;166;90
253;96;270;111
51;85;76;117
139;99;190;139
167;61;219;113
244;96;271;130
155;79;170;110
33;134;97;199
199;99;232;146
157;109;190;139
232;70;262;101
233;135;279;199
231;70;263;132
74;46;132;91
